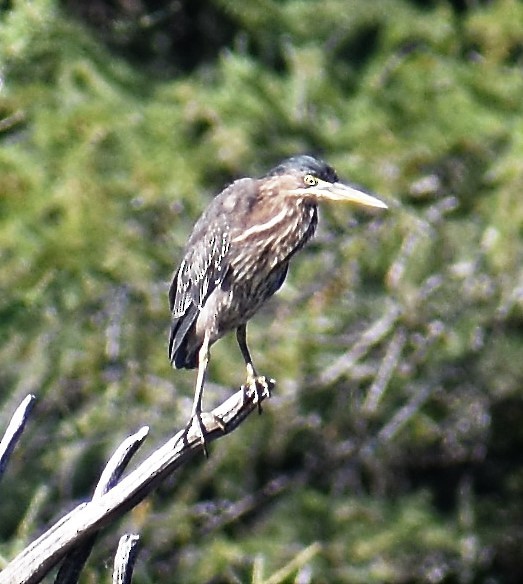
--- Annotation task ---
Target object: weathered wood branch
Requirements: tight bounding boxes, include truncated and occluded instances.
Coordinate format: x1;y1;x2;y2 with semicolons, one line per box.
112;534;140;584
55;427;150;584
0;394;36;480
0;381;273;584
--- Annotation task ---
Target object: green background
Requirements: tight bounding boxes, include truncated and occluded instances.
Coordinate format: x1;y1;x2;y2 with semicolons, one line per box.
1;0;523;581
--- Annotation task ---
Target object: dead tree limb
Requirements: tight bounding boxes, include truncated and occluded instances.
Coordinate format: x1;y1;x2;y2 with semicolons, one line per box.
112;534;140;584
0;394;36;480
55;427;149;584
0;381;273;584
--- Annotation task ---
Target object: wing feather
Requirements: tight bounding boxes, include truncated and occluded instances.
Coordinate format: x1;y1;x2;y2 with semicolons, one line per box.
168;219;230;366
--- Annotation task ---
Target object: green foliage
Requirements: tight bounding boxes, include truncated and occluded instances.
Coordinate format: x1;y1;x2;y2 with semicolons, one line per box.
1;0;523;582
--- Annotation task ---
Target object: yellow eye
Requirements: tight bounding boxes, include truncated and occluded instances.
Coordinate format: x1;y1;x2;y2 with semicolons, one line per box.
304;174;318;186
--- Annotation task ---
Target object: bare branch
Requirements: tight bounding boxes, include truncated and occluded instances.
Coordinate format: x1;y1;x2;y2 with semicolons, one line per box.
94;427;150;498
262;542;321;584
55;427;149;584
0;110;26;133
0;381;272;584
112;534;140;584
0;394;36;480
318;303;402;386
377;382;435;444
362;327;407;414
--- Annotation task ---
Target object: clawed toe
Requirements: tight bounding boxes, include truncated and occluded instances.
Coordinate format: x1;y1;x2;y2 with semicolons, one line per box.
186;411;225;457
243;375;275;413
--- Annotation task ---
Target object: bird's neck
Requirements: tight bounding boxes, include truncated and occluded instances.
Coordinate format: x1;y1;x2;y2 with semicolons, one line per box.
264;197;318;265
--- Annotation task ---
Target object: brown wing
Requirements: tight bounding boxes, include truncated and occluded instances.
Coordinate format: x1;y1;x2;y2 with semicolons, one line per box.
168;212;230;368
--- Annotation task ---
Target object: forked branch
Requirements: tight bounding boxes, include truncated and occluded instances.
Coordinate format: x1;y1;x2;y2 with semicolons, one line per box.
0;381;273;584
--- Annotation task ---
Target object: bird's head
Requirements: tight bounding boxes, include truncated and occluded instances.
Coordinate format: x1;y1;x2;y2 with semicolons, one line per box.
267;155;387;210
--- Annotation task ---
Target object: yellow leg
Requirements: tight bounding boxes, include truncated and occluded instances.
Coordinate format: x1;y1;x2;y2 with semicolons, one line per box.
189;331;211;455
236;324;257;380
192;331;210;418
236;324;268;413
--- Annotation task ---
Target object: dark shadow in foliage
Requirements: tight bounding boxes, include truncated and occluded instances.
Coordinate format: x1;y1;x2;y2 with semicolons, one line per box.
61;0;238;76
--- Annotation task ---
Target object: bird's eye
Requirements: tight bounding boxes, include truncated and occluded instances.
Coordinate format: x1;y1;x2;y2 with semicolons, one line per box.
304;174;318;186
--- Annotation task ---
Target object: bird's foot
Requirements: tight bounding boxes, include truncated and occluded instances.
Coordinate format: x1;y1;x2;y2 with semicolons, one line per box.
186;411;225;458
243;375;275;414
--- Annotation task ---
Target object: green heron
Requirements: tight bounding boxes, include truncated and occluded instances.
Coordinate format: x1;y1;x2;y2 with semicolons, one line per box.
169;155;387;445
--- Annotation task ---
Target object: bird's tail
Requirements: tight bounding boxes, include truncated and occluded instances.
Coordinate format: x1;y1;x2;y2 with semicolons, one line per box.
168;305;200;369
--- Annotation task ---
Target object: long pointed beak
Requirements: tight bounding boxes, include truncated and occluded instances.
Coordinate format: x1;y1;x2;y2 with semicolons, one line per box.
290;178;388;209
317;181;388;209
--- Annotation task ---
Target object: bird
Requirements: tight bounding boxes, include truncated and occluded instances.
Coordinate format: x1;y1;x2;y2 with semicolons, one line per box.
168;155;387;448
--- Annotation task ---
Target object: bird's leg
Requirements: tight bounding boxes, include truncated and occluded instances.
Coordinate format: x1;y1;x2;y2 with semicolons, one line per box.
189;331;213;456
191;332;209;417
236;324;271;413
236;324;258;383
